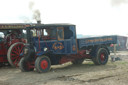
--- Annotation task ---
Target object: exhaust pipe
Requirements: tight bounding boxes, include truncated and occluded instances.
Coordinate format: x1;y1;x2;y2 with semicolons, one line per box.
37;20;41;24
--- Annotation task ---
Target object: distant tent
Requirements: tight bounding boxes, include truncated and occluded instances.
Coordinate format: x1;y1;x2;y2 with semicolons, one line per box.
126;38;128;49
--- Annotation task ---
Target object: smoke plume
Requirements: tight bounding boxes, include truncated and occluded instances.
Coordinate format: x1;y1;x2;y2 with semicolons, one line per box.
29;1;34;10
29;1;41;22
33;9;41;21
111;0;128;6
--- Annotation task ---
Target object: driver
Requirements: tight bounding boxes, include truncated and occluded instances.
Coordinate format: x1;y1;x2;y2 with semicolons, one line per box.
46;28;56;39
46;29;51;36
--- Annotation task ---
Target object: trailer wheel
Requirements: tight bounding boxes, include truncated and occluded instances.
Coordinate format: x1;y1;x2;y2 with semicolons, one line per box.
92;48;109;65
35;56;51;73
72;58;84;65
7;42;24;67
19;57;34;72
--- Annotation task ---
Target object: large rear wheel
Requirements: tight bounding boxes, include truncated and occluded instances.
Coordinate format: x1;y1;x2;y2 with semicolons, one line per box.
92;48;109;65
35;56;51;73
7;42;24;67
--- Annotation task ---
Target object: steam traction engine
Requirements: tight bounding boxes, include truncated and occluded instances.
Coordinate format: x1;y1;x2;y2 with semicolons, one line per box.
19;24;117;73
0;24;28;67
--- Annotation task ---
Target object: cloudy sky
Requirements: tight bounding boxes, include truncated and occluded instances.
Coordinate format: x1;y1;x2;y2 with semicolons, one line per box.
0;0;128;36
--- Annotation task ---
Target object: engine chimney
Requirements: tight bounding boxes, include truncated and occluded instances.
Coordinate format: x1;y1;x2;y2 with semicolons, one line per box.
37;20;41;24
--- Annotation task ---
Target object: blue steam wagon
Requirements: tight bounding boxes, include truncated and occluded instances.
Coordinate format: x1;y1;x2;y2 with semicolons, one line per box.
19;24;117;73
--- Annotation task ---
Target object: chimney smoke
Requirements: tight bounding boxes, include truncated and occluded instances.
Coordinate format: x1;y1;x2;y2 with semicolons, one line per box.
29;1;41;24
33;9;41;22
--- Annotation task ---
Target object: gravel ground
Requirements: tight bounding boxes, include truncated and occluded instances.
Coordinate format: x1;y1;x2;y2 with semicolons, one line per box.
0;51;128;85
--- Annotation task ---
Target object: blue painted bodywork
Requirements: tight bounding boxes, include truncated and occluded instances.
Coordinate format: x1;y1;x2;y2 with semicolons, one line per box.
77;35;117;49
30;24;117;55
31;25;77;55
34;39;77;55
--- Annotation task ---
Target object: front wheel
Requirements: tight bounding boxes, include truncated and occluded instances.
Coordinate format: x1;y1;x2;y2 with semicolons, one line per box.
35;56;51;73
92;48;109;65
19;57;34;72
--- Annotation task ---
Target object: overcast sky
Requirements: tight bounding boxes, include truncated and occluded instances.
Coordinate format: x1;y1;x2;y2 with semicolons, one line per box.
0;0;128;36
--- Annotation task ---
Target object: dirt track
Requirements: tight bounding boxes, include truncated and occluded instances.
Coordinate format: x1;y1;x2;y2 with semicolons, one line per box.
0;51;128;85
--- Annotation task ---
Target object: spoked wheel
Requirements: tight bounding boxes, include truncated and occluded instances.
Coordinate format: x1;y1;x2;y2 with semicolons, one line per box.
19;57;34;72
92;48;109;65
35;56;51;73
7;42;24;67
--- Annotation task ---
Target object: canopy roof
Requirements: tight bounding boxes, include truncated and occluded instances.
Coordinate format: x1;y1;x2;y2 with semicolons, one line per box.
0;23;75;30
30;23;75;29
0;23;32;30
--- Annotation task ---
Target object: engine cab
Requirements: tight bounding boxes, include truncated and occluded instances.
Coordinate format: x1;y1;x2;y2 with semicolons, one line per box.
27;24;77;55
